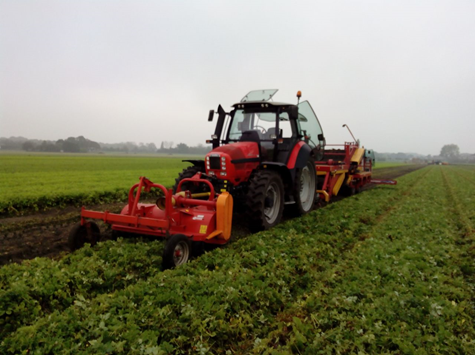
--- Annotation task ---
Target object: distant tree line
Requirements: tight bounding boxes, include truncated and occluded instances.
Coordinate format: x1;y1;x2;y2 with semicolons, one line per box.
0;136;100;153
157;141;210;155
0;136;211;155
100;141;211;155
100;141;158;154
0;137;472;162
374;151;423;162
375;144;474;164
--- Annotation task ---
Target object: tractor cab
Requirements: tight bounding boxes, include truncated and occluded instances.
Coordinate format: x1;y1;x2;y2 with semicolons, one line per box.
208;89;325;164
225;101;299;163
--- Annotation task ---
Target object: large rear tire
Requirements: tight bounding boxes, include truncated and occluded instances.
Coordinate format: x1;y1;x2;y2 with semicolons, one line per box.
290;158;316;216
246;170;284;232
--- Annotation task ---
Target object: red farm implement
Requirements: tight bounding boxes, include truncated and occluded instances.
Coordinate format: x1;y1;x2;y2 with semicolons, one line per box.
69;175;232;269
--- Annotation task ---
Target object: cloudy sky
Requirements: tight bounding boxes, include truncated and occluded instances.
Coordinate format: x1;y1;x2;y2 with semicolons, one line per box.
0;0;474;155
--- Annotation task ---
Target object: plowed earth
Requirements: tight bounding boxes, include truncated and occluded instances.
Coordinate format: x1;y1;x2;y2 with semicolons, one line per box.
0;165;423;265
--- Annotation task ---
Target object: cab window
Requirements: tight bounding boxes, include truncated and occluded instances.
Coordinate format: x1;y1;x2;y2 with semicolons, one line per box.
297;101;324;148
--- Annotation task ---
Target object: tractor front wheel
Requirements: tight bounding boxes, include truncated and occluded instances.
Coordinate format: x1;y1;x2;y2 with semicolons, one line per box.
68;221;100;251
162;234;192;269
246;170;284;232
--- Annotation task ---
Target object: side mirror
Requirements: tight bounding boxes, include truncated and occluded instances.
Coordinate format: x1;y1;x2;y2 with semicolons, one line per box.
208;110;214;122
318;134;325;141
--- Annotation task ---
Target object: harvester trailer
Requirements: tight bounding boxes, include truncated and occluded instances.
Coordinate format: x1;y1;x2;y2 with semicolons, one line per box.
69;89;396;269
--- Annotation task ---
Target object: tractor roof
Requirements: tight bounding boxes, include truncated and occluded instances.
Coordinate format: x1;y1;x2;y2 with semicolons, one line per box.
232;101;296;108
235;89;297;109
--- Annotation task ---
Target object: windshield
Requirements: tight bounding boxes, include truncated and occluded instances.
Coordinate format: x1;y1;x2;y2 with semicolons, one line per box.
227;109;292;141
241;89;278;102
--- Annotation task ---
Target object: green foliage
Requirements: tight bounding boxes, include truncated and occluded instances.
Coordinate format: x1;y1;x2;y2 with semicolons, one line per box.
0;154;188;215
0;238;164;340
0;165;473;354
0;153;401;216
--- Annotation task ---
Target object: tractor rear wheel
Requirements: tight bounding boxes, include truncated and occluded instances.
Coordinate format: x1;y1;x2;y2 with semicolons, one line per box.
246;170;284;232
162;234;192;269
68;221;100;251
290;158;316;216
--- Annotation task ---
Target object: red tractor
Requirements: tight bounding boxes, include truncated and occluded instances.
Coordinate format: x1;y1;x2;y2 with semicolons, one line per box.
70;89;394;268
177;89;326;232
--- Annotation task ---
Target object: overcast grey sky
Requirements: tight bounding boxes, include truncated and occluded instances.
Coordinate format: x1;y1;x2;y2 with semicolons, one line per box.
0;0;474;155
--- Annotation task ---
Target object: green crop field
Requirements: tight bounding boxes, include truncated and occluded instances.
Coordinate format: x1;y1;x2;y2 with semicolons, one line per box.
373;161;413;168
0;154;190;214
0;165;473;354
0;153;408;215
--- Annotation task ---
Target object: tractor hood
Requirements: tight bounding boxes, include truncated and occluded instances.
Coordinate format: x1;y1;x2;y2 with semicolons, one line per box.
209;142;259;161
205;142;260;184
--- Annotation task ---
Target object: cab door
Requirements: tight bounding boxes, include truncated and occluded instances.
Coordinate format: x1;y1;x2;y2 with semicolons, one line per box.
297;101;325;160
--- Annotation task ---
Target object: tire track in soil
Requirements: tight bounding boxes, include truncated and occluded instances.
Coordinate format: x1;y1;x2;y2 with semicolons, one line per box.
439;167;475;289
0;165;424;266
368;165;433;226
440;167;474;237
447;167;475;185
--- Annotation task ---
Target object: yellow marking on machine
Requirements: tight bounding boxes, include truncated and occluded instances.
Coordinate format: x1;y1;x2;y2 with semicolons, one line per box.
332;173;346;196
351;148;365;164
191;192;211;198
199;225;208;234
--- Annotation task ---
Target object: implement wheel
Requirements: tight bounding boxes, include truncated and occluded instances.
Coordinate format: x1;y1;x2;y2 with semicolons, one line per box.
290;158;316;216
68;221;100;251
246;170;284;232
163;234;192;269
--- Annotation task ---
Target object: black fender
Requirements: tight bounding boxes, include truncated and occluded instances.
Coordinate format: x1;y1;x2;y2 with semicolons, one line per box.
286;142;313;182
182;160;205;170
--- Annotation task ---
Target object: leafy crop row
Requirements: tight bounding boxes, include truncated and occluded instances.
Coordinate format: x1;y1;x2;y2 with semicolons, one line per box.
0;155;188;215
0;238;164;340
1;166;473;354
255;166;474;354
0;154;405;215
